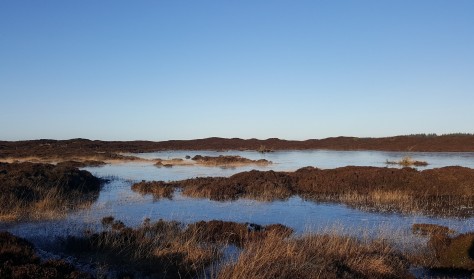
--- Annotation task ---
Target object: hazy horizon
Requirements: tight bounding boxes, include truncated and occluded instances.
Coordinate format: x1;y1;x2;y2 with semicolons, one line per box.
1;1;473;141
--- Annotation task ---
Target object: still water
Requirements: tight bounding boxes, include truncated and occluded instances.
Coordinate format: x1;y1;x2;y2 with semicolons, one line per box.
3;150;474;243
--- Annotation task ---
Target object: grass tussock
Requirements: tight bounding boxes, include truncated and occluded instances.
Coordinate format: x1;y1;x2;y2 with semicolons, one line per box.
218;233;412;279
0;231;91;279
0;162;102;221
59;217;292;278
385;156;428;167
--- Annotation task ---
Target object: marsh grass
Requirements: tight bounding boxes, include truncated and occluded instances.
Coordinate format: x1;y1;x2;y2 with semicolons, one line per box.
59;218;293;278
62;218;441;278
0;162;101;221
217;232;412;279
0;185;99;222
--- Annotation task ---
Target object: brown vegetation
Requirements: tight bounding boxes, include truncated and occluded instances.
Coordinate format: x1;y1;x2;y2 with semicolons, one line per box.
0;162;102;221
191;155;271;167
218;233;412;279
2;135;474;162
59;217;292;278
0;231;91;279
136;166;474;216
58;217;420;278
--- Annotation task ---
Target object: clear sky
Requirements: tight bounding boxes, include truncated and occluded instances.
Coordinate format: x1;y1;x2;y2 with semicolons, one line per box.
1;1;473;141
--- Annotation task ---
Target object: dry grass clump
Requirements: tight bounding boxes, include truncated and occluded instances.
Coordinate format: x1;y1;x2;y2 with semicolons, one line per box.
386;156;428;167
131;181;174;199
0;231;91;279
60;217;292;278
218;233;412;279
0;162;102;221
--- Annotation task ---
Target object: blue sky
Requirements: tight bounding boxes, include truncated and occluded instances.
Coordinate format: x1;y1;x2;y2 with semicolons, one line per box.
1;1;473;141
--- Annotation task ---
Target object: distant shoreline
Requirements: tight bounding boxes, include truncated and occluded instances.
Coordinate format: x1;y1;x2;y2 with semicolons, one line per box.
1;135;474;158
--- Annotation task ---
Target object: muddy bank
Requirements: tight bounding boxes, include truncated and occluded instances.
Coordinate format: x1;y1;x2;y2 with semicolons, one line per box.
135;166;474;216
0;231;91;279
0;162;102;221
2;135;474;161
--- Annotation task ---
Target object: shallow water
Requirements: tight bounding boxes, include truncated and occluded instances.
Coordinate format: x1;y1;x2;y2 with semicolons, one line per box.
2;150;474;245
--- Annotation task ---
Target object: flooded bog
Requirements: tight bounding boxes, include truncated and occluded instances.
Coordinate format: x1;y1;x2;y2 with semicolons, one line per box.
2;150;474;244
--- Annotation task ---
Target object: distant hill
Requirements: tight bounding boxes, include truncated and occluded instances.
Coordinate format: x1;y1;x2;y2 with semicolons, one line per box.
1;134;474;160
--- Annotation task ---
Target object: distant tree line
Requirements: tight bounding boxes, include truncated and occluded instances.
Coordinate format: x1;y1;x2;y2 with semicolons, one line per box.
403;133;474;137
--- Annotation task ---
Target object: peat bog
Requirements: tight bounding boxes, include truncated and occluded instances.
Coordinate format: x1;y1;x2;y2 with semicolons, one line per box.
1;138;474;278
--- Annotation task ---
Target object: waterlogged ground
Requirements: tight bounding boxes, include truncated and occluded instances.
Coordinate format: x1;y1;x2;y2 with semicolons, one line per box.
2;150;474;243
